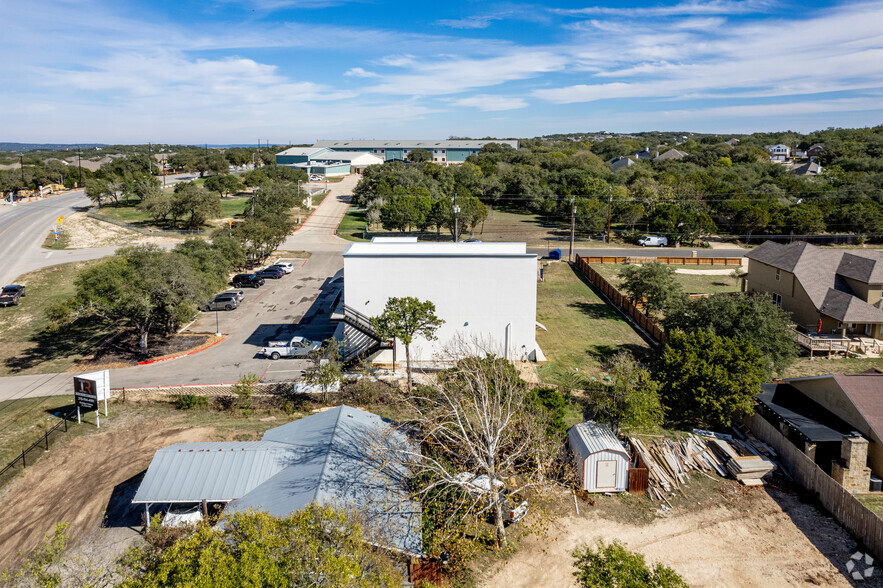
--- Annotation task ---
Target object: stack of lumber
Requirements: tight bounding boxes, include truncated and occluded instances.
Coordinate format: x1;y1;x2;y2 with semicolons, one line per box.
628;435;729;501
726;456;776;485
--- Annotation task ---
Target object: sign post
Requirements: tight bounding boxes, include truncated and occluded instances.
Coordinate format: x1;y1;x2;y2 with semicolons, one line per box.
74;370;110;427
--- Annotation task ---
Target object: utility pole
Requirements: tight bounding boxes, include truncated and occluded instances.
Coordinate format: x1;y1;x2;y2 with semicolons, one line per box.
77;147;82;186
569;197;576;261
452;196;460;242
19;153;25;190
147;142;152;175
606;187;613;244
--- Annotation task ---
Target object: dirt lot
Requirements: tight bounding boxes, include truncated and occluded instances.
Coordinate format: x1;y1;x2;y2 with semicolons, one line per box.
0;403;274;571
59;212;183;249
479;479;875;588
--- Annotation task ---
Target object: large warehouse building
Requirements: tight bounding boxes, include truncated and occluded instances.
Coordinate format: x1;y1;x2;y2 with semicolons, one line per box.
332;237;543;366
276;139;519;172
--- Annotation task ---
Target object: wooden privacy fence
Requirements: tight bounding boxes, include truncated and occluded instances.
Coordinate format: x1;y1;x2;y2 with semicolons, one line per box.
573;255;666;344
580;256;742;266
744;414;883;560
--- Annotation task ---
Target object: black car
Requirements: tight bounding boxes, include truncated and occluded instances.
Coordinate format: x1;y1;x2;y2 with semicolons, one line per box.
232;274;265;288
0;285;26;306
255;267;284;280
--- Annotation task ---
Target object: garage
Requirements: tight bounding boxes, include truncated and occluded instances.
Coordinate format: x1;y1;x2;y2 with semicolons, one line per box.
568;421;630;492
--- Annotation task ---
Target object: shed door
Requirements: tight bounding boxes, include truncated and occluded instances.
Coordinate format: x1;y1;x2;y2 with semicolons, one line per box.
596;460;617;488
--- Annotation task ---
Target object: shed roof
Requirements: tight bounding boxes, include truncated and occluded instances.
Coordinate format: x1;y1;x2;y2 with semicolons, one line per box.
569;421;628;460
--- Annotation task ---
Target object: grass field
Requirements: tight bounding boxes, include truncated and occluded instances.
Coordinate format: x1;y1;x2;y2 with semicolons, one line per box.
781;357;883;379
337;207;370;241
0;261;117;377
536;262;650;386
592;263;742;295
97;195;252;228
41;229;71;250
856;495;883;520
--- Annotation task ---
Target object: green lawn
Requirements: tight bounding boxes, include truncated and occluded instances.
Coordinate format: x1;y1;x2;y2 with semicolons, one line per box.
592;263;741;295
856;495;883;520
781;357;883;379
0;261;118;377
96;196;252;228
41;228;71;250
536;262;651;387
337;207;370;241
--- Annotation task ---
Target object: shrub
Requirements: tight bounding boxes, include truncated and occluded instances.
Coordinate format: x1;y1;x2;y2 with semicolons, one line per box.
572;541;687;588
174;393;208;410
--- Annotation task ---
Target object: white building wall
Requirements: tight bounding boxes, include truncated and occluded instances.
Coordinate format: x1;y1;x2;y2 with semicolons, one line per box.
343;242;539;365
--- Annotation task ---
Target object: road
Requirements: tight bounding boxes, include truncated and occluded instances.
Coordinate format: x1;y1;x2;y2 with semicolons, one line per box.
0;176;357;401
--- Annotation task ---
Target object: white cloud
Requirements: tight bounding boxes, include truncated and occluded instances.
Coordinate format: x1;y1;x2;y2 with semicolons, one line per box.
377;54;418;67
553;0;774;18
344;67;379;78
451;94;529;111
436;15;500;30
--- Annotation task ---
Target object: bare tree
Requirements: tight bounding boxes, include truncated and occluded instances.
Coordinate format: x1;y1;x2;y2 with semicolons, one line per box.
396;339;554;548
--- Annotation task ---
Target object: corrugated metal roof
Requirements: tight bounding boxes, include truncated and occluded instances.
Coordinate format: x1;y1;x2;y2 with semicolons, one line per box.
133;441;294;503
132;406;422;556
569;421;628;460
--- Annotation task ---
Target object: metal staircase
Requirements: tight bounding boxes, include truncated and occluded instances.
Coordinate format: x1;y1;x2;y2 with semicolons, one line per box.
340;305;393;362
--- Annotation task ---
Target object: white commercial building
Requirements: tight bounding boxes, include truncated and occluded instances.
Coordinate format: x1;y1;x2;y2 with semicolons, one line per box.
332;237;543;366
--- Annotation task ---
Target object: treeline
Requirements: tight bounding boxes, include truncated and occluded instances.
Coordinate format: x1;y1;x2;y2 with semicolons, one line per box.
354;126;883;242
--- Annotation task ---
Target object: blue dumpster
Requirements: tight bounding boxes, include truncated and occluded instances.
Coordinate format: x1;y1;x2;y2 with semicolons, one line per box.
549;248;561;260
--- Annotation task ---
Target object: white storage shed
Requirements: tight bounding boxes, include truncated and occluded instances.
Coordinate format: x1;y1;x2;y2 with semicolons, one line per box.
568;421;629;492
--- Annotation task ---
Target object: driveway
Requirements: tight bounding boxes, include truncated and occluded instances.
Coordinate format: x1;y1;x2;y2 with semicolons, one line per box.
0;176;358;400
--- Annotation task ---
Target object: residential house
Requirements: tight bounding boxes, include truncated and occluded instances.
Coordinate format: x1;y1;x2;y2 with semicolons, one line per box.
609;156;636;171
792;161;823;176
653;148;688;162
332;237;543;366
725;138;741;146
765;144;791;161
807;143;826;158
745;241;883;338
133;405;422;557
757;370;883;491
631;147;655;160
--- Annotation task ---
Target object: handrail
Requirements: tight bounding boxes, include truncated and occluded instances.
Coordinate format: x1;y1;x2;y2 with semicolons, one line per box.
342;305;385;341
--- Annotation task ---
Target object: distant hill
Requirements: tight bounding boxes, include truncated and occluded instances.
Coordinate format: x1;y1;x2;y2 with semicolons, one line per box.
0;143;106;152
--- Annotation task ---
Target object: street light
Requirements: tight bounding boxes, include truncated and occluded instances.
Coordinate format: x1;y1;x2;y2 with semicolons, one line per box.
453;204;460;242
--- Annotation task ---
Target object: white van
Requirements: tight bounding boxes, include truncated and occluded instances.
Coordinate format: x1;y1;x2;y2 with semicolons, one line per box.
638;235;668;247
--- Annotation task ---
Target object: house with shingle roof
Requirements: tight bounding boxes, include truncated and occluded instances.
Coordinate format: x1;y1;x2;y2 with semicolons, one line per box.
758;369;883;489
653;148;688;162
745;241;883;338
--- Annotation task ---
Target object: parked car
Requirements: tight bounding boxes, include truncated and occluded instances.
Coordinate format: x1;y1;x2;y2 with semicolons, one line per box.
225;290;245;302
0;285;26;306
454;473;529;524
462;238;482;243
256;267;285;280
232;273;265;288
270;262;294;274
162;503;203;528
309;175;322;182
260;336;322;360
204;293;240;311
637;235;668;247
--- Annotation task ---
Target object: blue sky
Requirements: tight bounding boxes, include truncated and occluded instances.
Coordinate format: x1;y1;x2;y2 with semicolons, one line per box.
3;0;883;143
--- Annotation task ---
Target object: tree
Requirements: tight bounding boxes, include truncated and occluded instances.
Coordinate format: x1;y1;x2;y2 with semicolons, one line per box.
527;386;568;439
654;329;765;428
574;197;608;234
204;174;243;198
171;182;222;230
371;297;444;392
85;178;113;207
572;541;687;588
400;349;554;548
195;150;228;177
662;292;798;377
589;352;663;432
138;191;176;225
619;262;685;318
121;507;401;587
380;192;431;232
407;148;431;163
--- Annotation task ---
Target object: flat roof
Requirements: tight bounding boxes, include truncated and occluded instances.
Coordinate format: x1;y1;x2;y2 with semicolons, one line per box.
276;147;327;156
343;241;535;258
314;139;519;150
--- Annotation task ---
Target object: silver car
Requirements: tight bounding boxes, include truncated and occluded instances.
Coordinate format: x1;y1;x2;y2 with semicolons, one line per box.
204;293;240;311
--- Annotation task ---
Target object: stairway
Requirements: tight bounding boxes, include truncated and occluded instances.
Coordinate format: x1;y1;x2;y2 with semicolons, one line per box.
339;305;393;362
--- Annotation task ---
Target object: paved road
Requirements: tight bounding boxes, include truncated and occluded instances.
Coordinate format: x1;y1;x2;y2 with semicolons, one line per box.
527;246;746;259
0;176;357;401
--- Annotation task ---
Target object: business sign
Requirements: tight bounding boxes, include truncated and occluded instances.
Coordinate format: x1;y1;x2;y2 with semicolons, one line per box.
74;377;98;411
73;370;110;417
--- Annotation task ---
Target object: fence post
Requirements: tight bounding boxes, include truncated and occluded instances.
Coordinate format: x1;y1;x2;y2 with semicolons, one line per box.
21;447;25;469
45;427;49;451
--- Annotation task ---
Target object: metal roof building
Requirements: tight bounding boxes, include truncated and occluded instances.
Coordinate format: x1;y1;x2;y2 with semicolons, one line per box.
568;421;630;492
133;405;422;556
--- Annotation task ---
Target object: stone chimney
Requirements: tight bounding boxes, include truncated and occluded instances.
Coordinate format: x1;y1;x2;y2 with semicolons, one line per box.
831;432;871;492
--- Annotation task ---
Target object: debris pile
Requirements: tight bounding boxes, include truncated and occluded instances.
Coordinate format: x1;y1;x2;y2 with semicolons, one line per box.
628;428;777;500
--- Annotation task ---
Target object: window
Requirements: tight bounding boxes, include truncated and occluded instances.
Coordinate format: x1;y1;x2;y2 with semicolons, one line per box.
771;293;782;307
775;269;780;281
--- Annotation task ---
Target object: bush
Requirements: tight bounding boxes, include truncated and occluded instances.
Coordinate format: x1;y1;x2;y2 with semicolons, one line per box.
572;541;687;588
527;386;568;439
174;393;208;410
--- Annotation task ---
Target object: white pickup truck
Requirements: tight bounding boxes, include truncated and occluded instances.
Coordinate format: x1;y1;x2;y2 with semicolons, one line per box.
260;336;322;360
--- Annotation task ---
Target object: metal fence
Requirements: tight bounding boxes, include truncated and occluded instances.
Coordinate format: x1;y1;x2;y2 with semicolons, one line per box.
744;413;883;560
572;255;666;344
0;407;78;484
